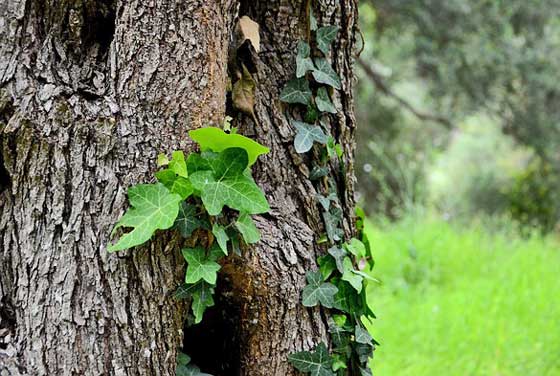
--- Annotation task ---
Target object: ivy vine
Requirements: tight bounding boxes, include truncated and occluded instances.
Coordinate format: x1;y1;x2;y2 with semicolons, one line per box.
281;10;378;376
108;125;270;375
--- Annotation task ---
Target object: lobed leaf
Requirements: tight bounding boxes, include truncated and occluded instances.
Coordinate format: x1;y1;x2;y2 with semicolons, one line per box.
316;26;339;55
280;77;312;105
235;212;261;244
288;343;335;376
293;120;328;153
189;127;269;166
312;58;341;89
302;270;338;308
109;184;182;251
182;247;221;285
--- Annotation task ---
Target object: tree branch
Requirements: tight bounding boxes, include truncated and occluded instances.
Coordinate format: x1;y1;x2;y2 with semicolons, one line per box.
357;57;453;130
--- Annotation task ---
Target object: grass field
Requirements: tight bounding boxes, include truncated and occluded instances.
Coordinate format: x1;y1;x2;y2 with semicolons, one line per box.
364;216;560;376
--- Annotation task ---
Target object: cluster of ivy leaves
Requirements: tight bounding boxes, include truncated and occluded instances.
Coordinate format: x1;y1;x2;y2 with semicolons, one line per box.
108;126;270;376
281;10;378;376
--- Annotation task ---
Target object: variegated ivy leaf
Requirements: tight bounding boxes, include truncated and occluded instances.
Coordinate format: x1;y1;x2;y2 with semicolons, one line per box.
182;247;221;285
302;270;338;308
288;342;335;376
189;148;270;215
235;212;260;244
109;183;182;251
296;41;316;78
316;25;339;55
280;77;312;105
312;58;341;89
315;87;336;114
293;120;328;153
354;324;374;346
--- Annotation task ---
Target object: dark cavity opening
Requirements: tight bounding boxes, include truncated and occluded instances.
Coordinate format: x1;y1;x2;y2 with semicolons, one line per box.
81;0;116;56
182;278;242;376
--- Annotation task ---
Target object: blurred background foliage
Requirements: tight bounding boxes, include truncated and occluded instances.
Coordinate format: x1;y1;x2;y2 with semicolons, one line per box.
356;1;560;375
355;0;560;231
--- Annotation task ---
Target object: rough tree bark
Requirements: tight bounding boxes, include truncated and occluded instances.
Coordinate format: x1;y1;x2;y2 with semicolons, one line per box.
0;0;358;375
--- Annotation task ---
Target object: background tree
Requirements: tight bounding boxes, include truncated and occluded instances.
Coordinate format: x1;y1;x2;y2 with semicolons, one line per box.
0;1;359;375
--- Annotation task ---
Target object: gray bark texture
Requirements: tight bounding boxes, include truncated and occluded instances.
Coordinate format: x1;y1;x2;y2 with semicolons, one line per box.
0;0;358;375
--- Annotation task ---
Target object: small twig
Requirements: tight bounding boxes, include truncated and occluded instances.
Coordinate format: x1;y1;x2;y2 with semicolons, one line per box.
357;57;453;130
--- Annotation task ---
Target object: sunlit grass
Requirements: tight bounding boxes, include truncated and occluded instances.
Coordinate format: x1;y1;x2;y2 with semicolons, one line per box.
364;216;560;376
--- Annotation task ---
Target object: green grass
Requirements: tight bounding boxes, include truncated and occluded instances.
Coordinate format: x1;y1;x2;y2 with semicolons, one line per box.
364;216;560;376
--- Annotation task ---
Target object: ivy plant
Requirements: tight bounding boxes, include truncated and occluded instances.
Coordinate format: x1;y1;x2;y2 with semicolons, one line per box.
108;126;270;375
280;8;378;376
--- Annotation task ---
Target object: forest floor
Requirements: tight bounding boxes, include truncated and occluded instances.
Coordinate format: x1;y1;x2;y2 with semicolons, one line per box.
364;215;560;376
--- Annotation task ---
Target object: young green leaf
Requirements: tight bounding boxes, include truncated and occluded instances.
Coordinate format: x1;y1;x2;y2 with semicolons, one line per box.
109;184;182;251
288;343;335;376
315;87;337;114
296;41;316;78
212;223;229;255
331;354;348;372
341;257;363;293
316;25;339;55
235;212;261;243
174;202;208;238
280;77;312;105
302;270;338;308
312;58;341;89
169;151;188;177
182;247;221;285
157;153;169;166
155;170;194;200
344;238;366;259
189;148;270;215
293;120;328;153
189;127;269;166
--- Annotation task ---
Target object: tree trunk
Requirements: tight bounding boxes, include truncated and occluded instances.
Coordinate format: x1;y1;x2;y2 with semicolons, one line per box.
0;0;358;375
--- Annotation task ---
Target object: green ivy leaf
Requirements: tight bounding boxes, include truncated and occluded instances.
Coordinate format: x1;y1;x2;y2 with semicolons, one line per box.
296;41;316;78
315;87;336;114
310;166;329;180
169;151;188;177
280;77;312;105
302;270;338;308
354;324;374;346
288;343;335;376
331;354;348;372
182;247;221;285
309;9;318;31
328;246;347;273
190;281;215;324
332;279;361;314
235;212;261;244
157;172;194;200
186;153;213;175
212;223;229;255
317;254;336;280
189;127;269;166
157;153;170;166
312;58;341;89
293;120;328;153
175;202;208;238
341;257;363;293
354;342;374;364
177;363;212;376
189;148;270;215
316;25;339;55
109;184;182;251
323;207;344;243
344;238;366;259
